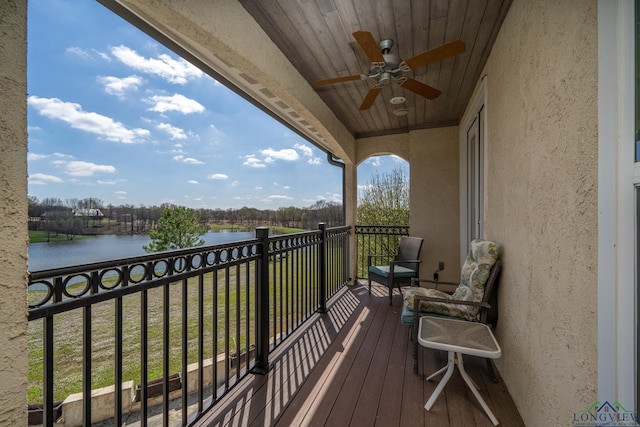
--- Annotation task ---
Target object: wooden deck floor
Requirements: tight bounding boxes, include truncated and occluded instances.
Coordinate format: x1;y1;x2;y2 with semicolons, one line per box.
193;282;525;427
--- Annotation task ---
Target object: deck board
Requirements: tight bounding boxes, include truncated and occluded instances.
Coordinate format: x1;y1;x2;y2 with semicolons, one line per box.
193;282;525;427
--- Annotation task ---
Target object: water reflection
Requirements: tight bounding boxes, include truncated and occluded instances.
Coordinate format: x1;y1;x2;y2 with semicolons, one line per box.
28;231;255;271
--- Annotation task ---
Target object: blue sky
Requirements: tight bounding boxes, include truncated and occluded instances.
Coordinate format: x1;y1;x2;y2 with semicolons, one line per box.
27;0;405;210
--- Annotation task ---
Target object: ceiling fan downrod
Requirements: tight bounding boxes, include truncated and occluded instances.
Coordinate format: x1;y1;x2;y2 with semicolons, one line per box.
375;39;400;86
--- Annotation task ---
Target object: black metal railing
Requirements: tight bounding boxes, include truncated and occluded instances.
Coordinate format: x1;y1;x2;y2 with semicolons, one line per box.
27;224;351;427
354;225;410;279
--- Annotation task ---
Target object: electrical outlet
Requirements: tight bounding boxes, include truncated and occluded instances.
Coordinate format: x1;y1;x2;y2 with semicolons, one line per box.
438;261;445;270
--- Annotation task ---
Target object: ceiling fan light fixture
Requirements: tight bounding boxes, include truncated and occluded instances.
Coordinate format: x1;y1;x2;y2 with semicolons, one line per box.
379;71;391;86
390;96;406;105
392;108;408;116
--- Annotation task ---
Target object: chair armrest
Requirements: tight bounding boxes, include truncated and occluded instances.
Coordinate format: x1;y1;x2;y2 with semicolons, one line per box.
390;259;422;265
413;294;490;309
410;277;458;289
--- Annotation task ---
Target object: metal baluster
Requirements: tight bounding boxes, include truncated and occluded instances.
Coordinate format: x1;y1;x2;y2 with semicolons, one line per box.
181;276;188;426
140;289;148;426
198;273;204;414
43;315;54;427
115;296;123;426
162;282;169;427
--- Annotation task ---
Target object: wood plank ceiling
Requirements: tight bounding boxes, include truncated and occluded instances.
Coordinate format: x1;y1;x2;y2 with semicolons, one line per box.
239;0;512;139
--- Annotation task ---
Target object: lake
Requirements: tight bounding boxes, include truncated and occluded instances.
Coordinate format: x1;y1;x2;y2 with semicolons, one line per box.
28;231;255;271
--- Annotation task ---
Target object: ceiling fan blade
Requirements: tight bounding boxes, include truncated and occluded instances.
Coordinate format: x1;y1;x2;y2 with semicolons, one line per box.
400;78;441;100
314;74;363;86
352;31;385;63
359;87;382;110
403;40;466;70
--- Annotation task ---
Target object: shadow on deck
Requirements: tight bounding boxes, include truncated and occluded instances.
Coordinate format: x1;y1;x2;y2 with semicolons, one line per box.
192;282;525;427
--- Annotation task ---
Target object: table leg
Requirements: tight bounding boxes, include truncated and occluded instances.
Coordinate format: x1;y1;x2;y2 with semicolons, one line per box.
424;351;455;411
425;365;448;381
457;353;499;426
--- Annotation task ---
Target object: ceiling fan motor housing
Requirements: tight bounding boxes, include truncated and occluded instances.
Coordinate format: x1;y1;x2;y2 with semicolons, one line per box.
374;53;401;85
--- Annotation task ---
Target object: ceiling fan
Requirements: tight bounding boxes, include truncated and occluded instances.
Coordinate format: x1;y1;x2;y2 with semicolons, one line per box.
313;31;465;111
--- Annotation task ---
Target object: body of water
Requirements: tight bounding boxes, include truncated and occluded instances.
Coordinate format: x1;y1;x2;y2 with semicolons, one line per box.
28;231;255;271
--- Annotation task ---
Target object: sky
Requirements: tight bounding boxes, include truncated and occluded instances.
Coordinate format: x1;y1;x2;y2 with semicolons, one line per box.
27;0;406;210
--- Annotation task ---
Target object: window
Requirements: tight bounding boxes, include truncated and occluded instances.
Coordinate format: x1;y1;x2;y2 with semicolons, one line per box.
467;108;484;243
459;78;486;262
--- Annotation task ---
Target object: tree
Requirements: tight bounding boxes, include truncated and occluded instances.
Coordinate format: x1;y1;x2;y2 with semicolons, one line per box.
357;166;409;226
143;206;208;252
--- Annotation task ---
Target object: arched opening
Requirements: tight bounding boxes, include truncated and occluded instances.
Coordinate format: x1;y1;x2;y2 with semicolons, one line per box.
355;154;410;279
356;154;410;226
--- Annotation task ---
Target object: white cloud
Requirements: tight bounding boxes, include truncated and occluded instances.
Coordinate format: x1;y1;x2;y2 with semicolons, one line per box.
188;180;199;184
157;123;187;139
28;96;150;143
208;174;228;180
66;46;92;60
243;155;266;168
66;47;110;61
53;160;117;177
173;155;204;165
329;193;342;202
367;157;382;167
146;94;205;114
96;180;117;185
115;191;127;195
111;45;203;84
94;50;111;61
27;153;48;161
268;195;293;200
294;143;313;157
98;75;143;97
28;173;64;185
294;142;322;164
52;152;75;159
261;148;299;163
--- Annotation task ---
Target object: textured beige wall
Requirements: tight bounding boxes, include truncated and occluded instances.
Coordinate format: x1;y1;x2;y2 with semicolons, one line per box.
480;1;598;425
356;127;460;282
0;0;29;424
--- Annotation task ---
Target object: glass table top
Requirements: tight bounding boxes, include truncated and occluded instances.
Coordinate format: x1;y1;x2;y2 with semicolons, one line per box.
418;316;501;358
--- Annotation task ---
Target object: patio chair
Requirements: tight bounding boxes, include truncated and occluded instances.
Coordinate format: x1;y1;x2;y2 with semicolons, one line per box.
401;239;502;379
367;236;424;305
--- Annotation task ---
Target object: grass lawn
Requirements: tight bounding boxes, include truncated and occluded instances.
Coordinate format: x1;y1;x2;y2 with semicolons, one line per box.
29;230;95;243
27;249;321;404
29;225;307;243
207;224;306;235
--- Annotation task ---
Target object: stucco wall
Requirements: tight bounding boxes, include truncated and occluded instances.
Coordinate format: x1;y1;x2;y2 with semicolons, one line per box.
480;0;598;425
356;127;460;282
0;1;29;424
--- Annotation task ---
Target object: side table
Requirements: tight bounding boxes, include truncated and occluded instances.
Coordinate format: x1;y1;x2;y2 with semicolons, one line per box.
417;316;502;426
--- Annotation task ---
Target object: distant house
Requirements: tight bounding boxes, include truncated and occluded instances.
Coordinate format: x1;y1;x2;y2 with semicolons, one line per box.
71;208;104;219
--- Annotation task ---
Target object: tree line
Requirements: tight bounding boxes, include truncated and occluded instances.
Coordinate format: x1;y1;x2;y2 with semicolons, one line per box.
28;166;409;241
27;196;344;239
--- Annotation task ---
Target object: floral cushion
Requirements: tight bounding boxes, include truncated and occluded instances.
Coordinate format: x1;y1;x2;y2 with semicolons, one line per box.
402;239;501;321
